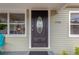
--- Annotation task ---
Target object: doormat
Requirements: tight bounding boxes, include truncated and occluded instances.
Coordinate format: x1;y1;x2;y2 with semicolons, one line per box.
29;51;48;55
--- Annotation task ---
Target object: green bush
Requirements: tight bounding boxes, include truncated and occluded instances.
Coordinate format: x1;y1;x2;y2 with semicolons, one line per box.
0;24;7;30
62;50;68;55
75;47;79;55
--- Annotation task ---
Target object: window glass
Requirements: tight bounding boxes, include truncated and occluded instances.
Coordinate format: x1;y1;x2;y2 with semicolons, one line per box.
70;13;79;35
10;24;25;34
0;13;7;23
10;13;25;23
9;13;25;35
0;13;7;34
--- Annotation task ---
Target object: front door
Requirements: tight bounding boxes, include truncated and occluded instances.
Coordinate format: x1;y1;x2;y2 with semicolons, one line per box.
31;10;48;48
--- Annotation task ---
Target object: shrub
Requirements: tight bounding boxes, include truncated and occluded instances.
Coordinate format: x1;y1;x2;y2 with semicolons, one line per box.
75;47;79;55
0;24;7;30
62;50;68;55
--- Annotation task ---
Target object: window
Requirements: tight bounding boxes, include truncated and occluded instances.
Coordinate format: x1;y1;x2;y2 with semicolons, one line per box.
0;13;7;34
69;11;79;37
9;13;25;34
0;10;26;37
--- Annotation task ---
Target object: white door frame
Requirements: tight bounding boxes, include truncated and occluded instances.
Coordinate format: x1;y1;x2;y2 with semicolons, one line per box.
29;9;50;49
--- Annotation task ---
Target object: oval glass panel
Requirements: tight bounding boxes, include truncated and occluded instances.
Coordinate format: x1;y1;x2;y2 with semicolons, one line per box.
36;16;43;34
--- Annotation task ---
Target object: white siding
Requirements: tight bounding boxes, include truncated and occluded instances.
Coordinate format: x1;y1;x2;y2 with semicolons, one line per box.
5;37;28;51
4;8;79;55
4;10;49;52
51;8;79;55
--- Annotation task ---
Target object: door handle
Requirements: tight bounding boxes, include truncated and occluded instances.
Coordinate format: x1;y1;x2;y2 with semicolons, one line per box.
32;28;33;31
32;25;34;31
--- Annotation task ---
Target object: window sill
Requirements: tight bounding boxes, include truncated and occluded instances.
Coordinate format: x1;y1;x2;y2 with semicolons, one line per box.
5;34;26;37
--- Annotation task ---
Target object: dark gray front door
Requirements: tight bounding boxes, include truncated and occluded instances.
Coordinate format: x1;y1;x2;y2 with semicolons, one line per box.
31;10;48;47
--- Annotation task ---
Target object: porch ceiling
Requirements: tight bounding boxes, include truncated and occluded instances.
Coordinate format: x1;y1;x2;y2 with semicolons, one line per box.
0;3;65;10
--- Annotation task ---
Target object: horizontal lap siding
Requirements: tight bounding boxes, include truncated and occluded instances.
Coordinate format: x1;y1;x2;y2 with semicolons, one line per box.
5;13;29;51
51;9;74;54
5;8;79;54
5;37;28;51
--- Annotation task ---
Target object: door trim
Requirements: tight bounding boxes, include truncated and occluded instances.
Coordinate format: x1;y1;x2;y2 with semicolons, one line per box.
29;9;50;49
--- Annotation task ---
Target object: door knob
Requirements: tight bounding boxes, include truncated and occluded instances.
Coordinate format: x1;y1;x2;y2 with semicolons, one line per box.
32;28;33;31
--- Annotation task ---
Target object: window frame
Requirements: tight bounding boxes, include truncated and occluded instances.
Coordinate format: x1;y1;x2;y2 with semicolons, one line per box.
69;11;79;37
0;9;27;37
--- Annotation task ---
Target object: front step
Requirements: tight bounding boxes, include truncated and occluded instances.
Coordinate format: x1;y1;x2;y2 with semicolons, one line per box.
29;51;48;55
0;51;54;55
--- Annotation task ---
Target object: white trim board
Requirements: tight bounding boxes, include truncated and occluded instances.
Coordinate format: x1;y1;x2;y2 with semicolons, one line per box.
29;9;50;49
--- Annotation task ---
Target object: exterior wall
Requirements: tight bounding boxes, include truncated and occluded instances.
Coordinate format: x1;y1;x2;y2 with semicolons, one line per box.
4;8;79;55
5;37;28;51
51;8;79;55
4;10;50;51
5;10;29;51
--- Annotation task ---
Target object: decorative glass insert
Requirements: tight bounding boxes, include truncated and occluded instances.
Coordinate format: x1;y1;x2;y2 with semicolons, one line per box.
36;16;43;34
10;24;25;34
10;13;25;23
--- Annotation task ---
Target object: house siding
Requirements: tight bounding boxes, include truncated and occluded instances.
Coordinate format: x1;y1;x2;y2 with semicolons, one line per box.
4;8;79;55
51;8;79;55
5;10;49;52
